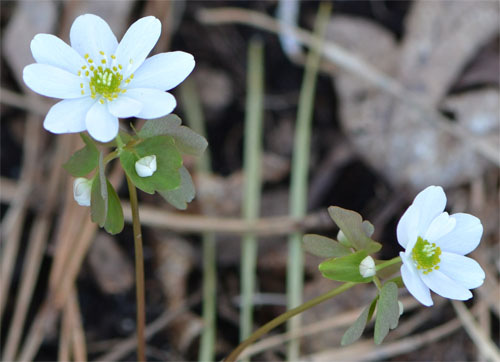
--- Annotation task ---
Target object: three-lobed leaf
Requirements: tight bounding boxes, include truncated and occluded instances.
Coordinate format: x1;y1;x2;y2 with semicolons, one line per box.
63;133;99;177
158;166;195;210
374;282;400;344
341;297;378;346
138;115;208;156
328;206;381;253
303;234;351;258
120;135;182;194
318;250;373;283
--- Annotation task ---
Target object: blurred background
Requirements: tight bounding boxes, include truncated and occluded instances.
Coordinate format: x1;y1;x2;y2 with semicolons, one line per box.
1;0;499;361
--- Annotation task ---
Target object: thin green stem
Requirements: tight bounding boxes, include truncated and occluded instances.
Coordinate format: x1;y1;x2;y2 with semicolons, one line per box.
376;256;402;271
240;38;265;353
286;4;331;359
179;78;217;362
225;282;356;362
125;174;146;362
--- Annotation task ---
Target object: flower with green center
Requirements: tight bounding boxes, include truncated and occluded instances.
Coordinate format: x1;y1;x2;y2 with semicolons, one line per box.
397;186;485;306
23;14;195;142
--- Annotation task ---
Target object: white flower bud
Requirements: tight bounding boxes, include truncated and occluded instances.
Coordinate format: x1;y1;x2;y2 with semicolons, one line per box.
398;301;404;315
73;177;92;206
359;256;376;278
135;155;157;177
337;230;351;247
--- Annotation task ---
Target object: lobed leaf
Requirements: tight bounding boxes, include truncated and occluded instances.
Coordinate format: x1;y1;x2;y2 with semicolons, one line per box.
374;282;400;344
120;135;182;194
63;133;99;177
158;166;195;210
303;234;351;258
318;250;373;283
90;170;107;227
328;206;381;253
341;297;378;346
138;115;208;156
104;180;124;235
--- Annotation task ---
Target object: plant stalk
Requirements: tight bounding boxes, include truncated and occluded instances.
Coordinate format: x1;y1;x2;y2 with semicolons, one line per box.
126;174;146;362
225;282;356;362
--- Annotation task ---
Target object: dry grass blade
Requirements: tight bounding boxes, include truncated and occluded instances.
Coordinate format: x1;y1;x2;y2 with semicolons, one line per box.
452;300;500;362
197;7;499;166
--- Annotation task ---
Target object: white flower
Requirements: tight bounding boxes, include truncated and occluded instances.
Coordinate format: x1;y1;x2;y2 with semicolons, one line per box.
73;177;92;206
359;256;376;278
397;186;485;306
135;155;157;177
23;14;195;142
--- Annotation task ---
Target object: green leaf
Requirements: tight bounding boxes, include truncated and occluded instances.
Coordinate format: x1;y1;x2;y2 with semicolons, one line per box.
374;282;400;344
328;206;381;253
63;133;99;176
362;220;374;238
90;170;107;227
138;115;208;156
318;250;373;283
120;135;183;194
303;234;351;258
158;166;195;210
104;180;124;234
341;297;378;346
385;276;404;288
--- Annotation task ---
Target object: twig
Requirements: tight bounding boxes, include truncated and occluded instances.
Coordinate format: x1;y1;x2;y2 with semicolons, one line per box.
197;7;500;166
69;289;87;362
452;300;500;362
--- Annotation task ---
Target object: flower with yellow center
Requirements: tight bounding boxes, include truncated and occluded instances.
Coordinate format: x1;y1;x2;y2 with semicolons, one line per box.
397;186;485;306
23;14;195;142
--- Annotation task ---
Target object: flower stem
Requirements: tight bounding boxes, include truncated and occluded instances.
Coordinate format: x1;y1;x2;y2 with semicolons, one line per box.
125;174;146;362
376;256;402;272
225;282;356;362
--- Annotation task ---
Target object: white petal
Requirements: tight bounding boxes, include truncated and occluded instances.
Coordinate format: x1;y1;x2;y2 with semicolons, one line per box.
44;97;96;134
115;16;161;78
439;252;485;289
411;186;447;238
107;95;142;118
70;14;118;61
424;212;456;242
31;34;86;73
85;101;119;142
129;51;195;91
125;88;176;119
400;253;433;306
397;204;419;249
23;64;84;99
421;270;473;301
435;213;483;255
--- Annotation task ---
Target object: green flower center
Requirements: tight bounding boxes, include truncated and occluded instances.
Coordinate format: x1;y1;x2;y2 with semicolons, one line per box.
411;236;441;274
78;51;134;103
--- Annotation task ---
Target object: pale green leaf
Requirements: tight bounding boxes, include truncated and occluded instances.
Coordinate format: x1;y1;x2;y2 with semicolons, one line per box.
374;282;400;344
63;133;99;177
90;170;107;227
303;234;351;258
139;114;208;156
104;180;124;235
341;297;378;346
158;166;195;210
328;206;381;253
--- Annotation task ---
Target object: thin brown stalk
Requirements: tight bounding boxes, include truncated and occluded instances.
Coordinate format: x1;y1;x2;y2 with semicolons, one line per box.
125;174;146;362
